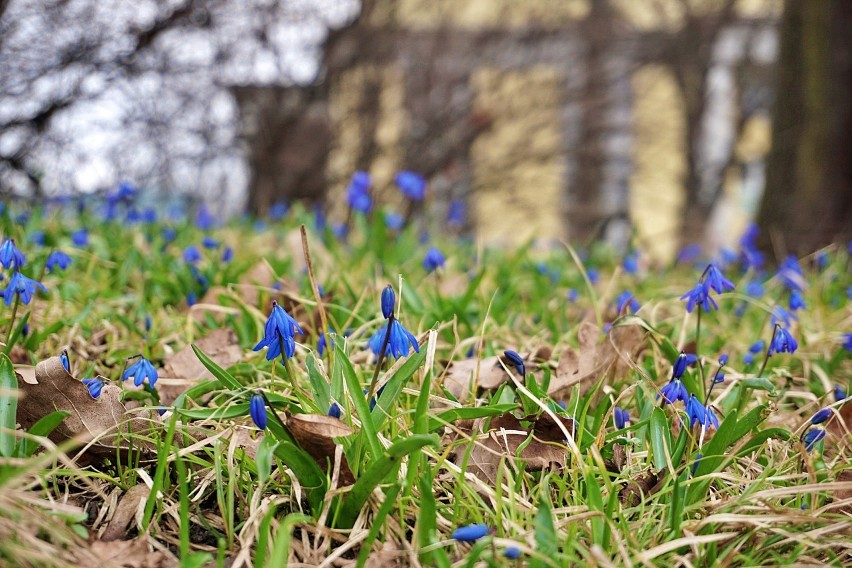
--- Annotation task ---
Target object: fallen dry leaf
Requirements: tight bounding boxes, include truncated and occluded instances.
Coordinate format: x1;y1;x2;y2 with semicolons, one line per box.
619;469;665;507
285;412;356;486
16;356;160;460
550;321;645;399
157;329;242;405
89;537;175;568
456;413;573;484
443;351;547;400
101;484;150;542
833;469;852;515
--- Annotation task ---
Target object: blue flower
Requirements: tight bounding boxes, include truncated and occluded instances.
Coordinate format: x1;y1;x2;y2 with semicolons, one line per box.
749;340;766;354
162;227;177;244
586;268;599;284
503;546;521;560
423;247;445;272
614;407;629;429
681;284;718;313
448;199;465;228
253;301;303;361
60;350;70;373
815;250;829;271
739;224;764;270
672;352;690;380
769;327;798;355
381;285;395;319
394;170;426;200
802;428;825;452
318;331;334;356
745;281;765;298
503;350;525;376
202;236;219;249
743;353;754;365
615;290;639;314
187;291;197;306
623;253;639;274
841;333;852;352
714;372;725;383
269;201;288;220
30;231;45;247
250;392;267;430
705;265;735;294
222;247;233;263
660;379;688;405
328;401;341;419
677;244;702;265
195;204;216;230
810;408;832;424
451;523;489;542
686;395;719;429
778;256;804;291
368;319;419;359
3;271;47;305
718;353;729;366
567;288;578;302
347;171;372;213
71;229;88;247
789;290;806;311
46;250;72;272
680;264;735;313
115;181;138;201
0;239;26;269
691;452;703;474
82;378;104;399
384;212;404;231
834;384;847;402
183;245;202;264
122;357;158;387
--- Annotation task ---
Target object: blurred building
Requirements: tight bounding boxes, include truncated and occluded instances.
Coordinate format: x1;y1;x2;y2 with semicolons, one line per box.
237;0;780;259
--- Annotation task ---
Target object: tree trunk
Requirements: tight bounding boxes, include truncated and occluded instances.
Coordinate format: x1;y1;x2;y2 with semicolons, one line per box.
758;0;852;255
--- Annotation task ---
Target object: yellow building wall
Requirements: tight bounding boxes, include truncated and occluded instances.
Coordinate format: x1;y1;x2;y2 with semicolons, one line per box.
470;66;564;245
629;64;686;262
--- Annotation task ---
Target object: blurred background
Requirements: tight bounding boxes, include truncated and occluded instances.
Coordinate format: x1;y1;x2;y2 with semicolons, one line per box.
0;0;849;261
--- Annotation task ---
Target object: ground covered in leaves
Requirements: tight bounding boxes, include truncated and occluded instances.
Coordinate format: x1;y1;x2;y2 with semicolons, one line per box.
0;198;850;567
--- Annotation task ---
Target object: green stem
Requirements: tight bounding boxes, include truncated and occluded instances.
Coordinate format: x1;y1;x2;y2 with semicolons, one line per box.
5;294;20;347
695;306;706;393
367;317;394;401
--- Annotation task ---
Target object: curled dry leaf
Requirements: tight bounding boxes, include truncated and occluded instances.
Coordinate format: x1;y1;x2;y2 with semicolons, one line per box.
285;412;356;486
15;356;160;460
550;320;645;399
157;329;242;405
455;413;573;485
101;484;150;542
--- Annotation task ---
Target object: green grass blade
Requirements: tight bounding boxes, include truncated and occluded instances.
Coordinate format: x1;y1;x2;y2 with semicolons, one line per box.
0;354;19;457
19;410;70;458
191;345;242;391
371;347;426;429
530;493;558;568
648;407;671;472
355;481;403;568
336;434;438;529
335;342;383;462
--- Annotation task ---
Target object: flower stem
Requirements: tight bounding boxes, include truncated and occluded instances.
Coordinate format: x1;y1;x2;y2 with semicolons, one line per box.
367;317;394;402
695;306;706;393
4;294;20;348
756;324;779;379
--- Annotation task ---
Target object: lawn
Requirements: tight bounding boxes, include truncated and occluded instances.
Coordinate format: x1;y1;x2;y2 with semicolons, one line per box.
0;193;850;567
